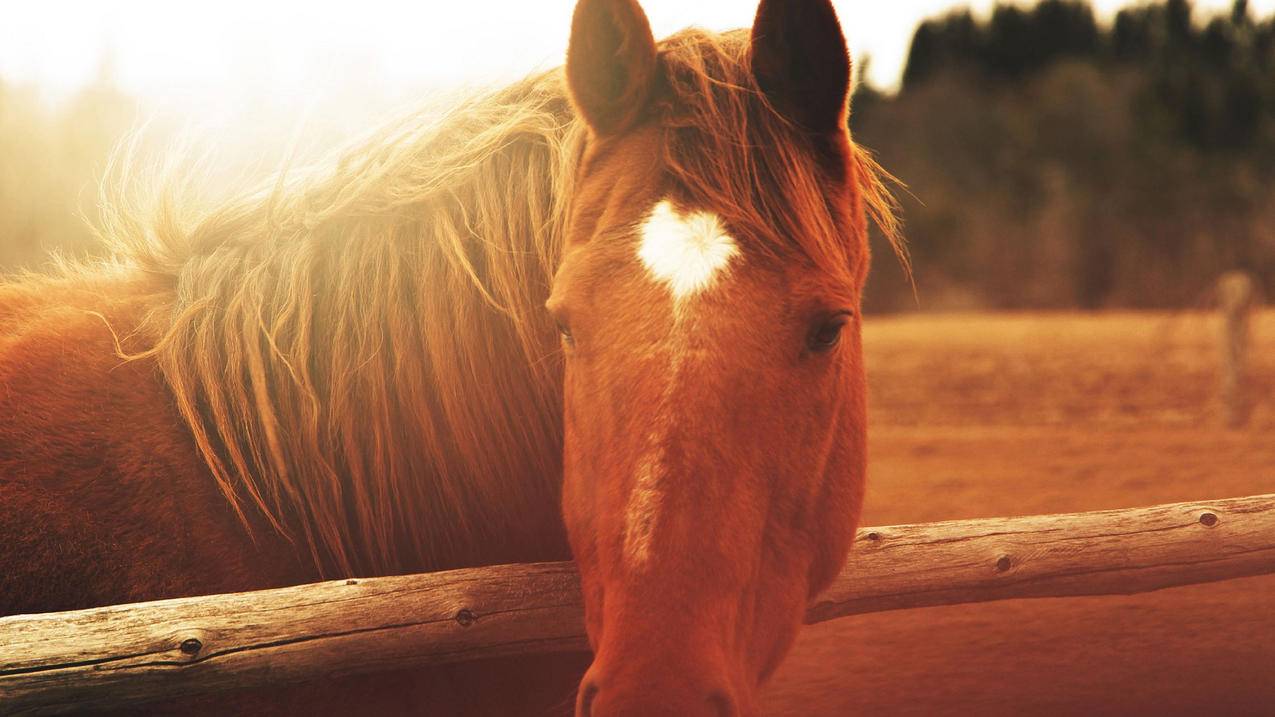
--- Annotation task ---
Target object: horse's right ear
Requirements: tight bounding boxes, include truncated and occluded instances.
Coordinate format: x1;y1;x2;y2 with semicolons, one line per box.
566;0;658;136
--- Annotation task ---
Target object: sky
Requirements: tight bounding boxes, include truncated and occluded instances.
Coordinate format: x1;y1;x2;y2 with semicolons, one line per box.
2;0;1271;108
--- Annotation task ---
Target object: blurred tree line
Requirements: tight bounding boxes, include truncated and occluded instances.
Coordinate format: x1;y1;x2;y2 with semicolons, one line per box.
0;67;136;272
856;0;1275;311
0;61;381;276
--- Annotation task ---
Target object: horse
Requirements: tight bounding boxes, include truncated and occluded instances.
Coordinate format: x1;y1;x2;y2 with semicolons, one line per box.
0;0;901;714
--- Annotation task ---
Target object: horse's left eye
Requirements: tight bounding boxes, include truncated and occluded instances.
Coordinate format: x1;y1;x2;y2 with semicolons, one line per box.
808;313;850;352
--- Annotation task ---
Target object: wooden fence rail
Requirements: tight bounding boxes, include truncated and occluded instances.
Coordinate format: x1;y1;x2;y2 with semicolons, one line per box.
3;493;1274;715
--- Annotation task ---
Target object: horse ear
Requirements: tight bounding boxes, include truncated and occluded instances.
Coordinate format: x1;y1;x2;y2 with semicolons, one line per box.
566;0;659;136
750;0;852;133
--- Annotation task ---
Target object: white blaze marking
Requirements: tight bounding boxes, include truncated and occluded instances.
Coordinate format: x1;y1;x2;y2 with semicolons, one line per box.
624;446;667;566
623;200;740;567
638;201;740;304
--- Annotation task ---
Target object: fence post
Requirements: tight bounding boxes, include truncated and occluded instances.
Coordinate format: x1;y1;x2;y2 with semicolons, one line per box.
1218;271;1256;428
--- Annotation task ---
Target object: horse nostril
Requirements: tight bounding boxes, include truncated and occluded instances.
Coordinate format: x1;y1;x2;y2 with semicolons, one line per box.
578;680;599;717
708;689;737;717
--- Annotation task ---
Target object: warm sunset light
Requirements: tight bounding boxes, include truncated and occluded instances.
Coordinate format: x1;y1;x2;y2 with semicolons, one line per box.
2;1;1274;715
5;0;1271;104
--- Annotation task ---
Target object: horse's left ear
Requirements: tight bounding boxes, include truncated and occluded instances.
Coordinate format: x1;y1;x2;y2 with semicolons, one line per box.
566;0;659;136
750;0;852;134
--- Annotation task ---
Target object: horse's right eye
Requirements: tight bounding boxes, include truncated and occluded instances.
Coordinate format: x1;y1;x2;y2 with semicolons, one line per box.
556;319;575;348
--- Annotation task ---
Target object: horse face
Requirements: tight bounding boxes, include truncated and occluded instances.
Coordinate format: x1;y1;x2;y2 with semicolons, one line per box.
552;1;869;715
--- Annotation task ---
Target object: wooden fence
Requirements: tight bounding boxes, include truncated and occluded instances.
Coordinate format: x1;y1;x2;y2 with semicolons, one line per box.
2;493;1274;715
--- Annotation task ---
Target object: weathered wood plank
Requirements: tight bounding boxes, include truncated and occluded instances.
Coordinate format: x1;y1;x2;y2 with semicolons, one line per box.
809;493;1275;620
3;493;1273;715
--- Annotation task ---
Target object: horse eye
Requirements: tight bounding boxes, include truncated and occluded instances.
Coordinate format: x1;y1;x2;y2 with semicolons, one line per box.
808;314;850;352
556;319;575;347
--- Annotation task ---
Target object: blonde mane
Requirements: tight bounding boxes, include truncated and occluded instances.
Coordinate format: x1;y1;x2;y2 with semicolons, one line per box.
95;30;901;577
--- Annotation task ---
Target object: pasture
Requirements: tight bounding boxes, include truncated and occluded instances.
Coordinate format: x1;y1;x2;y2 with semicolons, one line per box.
766;309;1275;715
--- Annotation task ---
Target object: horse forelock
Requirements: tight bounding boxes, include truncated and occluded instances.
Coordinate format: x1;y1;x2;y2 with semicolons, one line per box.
655;29;905;283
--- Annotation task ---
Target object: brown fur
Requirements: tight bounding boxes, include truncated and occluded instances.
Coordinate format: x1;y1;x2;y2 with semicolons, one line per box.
554;3;901;715
0;3;899;714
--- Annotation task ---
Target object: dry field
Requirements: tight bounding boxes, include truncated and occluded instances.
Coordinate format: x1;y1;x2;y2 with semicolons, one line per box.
765;310;1275;716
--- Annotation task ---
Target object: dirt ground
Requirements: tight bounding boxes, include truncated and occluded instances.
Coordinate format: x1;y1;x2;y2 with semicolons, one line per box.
763;310;1275;716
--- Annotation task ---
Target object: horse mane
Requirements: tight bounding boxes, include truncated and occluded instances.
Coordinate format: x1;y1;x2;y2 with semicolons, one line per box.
93;29;902;578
